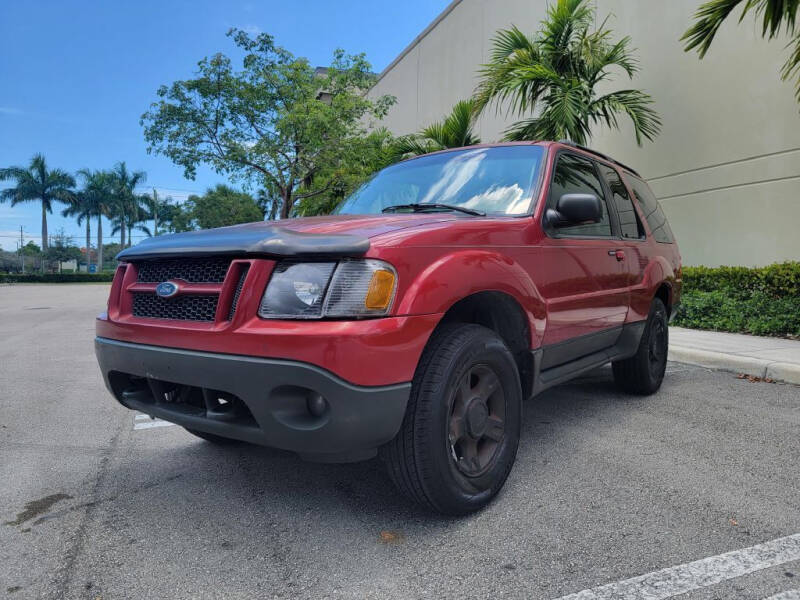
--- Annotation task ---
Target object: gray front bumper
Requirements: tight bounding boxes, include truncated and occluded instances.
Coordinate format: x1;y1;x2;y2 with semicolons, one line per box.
95;337;410;462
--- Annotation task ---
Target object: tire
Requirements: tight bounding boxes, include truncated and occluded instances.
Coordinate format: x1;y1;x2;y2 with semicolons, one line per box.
381;323;523;515
184;428;240;445
612;298;669;395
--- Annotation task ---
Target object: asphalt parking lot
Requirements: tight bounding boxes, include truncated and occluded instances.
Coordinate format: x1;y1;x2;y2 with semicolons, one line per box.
1;283;798;600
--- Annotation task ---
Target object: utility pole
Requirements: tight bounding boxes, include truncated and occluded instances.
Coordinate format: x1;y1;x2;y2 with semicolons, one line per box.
19;226;24;274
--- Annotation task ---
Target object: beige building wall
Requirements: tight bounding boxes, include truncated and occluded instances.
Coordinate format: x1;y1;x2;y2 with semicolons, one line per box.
368;0;800;267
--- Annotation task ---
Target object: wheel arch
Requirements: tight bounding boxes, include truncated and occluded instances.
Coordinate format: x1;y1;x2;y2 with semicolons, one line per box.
654;282;672;316
435;291;534;400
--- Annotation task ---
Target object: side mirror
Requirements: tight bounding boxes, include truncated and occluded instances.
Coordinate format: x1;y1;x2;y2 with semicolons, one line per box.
546;193;603;227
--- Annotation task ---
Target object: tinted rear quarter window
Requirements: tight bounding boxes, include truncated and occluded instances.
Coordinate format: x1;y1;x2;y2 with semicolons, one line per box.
625;175;675;243
598;164;644;240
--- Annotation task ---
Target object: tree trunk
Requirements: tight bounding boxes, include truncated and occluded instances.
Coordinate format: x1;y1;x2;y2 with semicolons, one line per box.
41;202;48;273
120;216;126;248
86;218;91;271
97;216;103;271
280;190;292;220
127;224;132;247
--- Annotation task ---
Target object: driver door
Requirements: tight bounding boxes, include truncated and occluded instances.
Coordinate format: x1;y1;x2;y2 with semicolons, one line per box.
536;152;629;368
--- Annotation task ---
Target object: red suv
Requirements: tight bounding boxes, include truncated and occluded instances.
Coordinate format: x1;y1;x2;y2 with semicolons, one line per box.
95;141;681;514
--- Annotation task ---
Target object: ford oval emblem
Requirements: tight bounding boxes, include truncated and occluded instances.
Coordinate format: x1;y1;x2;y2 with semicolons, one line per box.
155;281;179;298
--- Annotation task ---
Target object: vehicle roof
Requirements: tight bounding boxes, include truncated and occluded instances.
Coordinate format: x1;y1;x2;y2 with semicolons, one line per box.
399;140;640;177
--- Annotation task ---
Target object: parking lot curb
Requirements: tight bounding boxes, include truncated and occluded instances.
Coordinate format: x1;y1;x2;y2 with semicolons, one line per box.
765;361;800;386
668;346;800;385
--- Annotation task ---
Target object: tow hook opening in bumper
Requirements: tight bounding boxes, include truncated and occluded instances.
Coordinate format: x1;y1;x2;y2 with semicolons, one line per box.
114;373;261;427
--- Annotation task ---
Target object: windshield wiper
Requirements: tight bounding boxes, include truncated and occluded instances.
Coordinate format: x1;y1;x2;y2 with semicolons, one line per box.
381;203;485;217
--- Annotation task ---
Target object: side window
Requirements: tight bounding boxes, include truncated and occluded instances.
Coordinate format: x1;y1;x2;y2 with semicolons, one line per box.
625;175;675;243
598;164;644;240
548;153;612;237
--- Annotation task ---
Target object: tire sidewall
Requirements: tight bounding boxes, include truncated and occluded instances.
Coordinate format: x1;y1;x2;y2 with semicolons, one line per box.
416;326;522;513
645;299;669;387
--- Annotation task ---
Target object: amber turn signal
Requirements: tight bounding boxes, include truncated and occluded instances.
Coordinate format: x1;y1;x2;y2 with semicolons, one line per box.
364;269;396;310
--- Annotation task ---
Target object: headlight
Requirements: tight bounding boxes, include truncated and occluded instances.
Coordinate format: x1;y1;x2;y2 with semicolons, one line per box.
258;262;336;319
258;259;397;319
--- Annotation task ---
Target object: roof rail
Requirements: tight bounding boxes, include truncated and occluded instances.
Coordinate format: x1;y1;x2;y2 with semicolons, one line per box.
556;140;641;177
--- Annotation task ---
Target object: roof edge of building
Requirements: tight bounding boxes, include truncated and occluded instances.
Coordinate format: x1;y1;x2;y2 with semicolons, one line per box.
373;0;464;86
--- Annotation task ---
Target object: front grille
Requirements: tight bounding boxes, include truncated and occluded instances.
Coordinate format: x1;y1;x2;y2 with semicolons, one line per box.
132;292;218;321
227;266;250;321
136;258;231;283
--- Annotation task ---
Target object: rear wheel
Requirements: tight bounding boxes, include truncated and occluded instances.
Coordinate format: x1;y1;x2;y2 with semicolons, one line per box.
184;428;241;445
612;298;669;395
381;324;522;515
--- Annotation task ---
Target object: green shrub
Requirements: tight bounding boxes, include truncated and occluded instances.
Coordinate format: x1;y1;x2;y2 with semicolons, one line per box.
0;272;115;283
674;261;800;337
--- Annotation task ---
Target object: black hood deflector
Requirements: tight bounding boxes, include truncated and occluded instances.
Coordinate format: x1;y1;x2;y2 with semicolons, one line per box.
116;226;370;261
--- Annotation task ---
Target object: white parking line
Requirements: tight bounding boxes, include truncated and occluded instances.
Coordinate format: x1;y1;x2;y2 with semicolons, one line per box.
134;419;175;430
554;533;800;600
764;590;800;600
133;412;176;430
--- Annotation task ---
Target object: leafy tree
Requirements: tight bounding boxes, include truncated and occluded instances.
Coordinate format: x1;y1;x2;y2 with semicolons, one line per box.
683;0;800;101
0;154;75;265
184;184;263;229
391;100;480;160
142;29;395;220
21;241;41;256
474;0;661;145
109;162;147;247
295;128;398;216
157;201;194;233
19;242;42;270
45;229;82;273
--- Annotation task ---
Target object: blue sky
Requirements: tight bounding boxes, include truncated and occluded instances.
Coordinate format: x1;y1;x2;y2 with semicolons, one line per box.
0;0;449;251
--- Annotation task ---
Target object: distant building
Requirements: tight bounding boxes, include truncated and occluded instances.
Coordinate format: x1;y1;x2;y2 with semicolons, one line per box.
368;0;800;267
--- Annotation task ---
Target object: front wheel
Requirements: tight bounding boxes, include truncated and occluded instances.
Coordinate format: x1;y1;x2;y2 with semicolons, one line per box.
381;324;522;515
612;298;669;395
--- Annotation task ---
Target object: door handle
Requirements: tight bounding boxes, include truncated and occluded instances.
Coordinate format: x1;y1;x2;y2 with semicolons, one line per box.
608;249;625;261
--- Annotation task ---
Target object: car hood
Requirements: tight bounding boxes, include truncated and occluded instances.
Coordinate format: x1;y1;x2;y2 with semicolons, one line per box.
116;214;461;260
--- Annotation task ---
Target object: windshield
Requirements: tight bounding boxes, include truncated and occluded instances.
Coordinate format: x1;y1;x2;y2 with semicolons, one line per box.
336;145;545;216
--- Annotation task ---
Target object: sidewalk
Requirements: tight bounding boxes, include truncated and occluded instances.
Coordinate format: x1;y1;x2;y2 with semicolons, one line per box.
669;327;800;385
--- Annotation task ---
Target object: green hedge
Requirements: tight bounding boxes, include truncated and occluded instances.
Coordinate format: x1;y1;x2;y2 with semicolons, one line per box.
0;272;115;283
674;261;800;337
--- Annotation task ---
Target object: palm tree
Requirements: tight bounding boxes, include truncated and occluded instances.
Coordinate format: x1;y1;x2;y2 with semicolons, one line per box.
111;196;151;247
130;197;153;242
473;0;661;145
256;186;281;220
0;155;75;264
62;189;96;270
109;162;146;248
76;170;115;271
391;99;481;159
683;0;800;101
66;169;116;270
145;189;162;236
